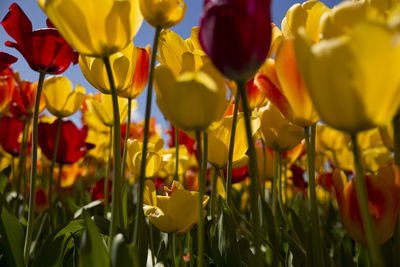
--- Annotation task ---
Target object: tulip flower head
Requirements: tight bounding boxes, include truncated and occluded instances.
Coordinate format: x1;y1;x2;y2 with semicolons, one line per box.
139;0;187;28
333;165;400;245
199;0;272;81
0;52;17;73
38;119;94;164
0;68;15;116
0;115;24;157
2;3;78;74
43;76;85;118
39;0;143;57
143;179;209;234
11;76;45;119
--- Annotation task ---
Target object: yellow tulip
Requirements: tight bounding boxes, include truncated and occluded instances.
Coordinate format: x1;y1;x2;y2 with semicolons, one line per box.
43;76;85;118
281;0;330;42
85;129;110;161
84;93;135;128
207;113;260;168
154;62;228;132
159;145;190;178
79;42;137;94
259;102;304;152
143;179;209;234
379;123;394;151
139;0;186;29
126;138;164;178
295;21;400;134
38;0;143;57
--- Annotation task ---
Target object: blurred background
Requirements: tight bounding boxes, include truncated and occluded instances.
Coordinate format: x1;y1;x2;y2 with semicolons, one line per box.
0;0;342;137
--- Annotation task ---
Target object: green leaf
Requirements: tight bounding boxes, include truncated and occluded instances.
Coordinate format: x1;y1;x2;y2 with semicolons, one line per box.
217;197;241;267
79;211;109;267
0;166;11;194
111;233;139;267
73;200;103;219
0;199;24;267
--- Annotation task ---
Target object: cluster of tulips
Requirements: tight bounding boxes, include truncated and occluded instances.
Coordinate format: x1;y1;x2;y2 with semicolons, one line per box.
1;0;400;266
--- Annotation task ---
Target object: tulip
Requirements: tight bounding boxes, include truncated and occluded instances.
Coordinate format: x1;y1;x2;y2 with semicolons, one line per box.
118;46;151;99
90;177;112;203
333;165;400;245
38;0;143;57
259;102;304;153
10;77;45;119
154;62;228;132
159;145;191;178
139;0;186;29
166;124;197;155
246;78;268;110
126;138;164;179
0;68;15;116
38;119;94;164
0;115;24;157
35;189;49;213
199;0;272;81
143;179;209;234
2;3;78;74
43;76;85;118
0;52;17;73
295;21;400;134
207;113;260;168
79;42;137;94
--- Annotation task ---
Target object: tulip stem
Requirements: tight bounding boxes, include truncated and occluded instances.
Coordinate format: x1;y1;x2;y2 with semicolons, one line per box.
48;118;62;231
226;89;240;202
15;118;29;215
149;222;156;266
133;25;162;246
210;167;219;218
237;80;262;265
23;71;46;265
350;134;384;267
196;131;207;267
174;126;180;181
393;114;400;166
103;56;123;250
104;126;113;215
304;125;324;267
121;98;132;179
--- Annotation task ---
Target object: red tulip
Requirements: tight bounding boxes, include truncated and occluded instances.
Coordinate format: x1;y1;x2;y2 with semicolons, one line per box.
10;78;45;119
199;0;272;81
0;68;15;116
0;115;24;156
223;165;249;184
90;177;112;203
0;52;17;73
1;3;78;74
38;119;94;164
165;124;197;155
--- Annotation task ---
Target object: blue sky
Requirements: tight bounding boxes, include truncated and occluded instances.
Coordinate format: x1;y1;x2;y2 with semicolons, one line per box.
0;0;342;135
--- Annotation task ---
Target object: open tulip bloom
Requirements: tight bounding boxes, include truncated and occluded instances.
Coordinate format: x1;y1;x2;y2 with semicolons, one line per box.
3;0;400;266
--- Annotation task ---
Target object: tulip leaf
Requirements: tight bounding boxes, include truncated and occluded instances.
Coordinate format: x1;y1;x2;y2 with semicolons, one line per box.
92;215;110;235
79;210;109;267
0;166;11;194
73;200;103;219
0;198;24;267
111;233;139;267
217;196;241;267
288;208;306;246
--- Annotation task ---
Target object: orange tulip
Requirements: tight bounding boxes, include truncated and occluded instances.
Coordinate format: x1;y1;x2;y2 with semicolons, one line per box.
333;165;400;245
0;68;15;116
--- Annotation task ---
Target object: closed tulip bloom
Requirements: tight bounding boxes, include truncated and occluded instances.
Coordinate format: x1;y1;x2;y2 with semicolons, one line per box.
79;42;137;94
0;52;17;73
379;123;394;151
259;102;304;152
154;62;228;131
43;76;85;118
118;46;150;99
159;145;191;178
143;180;209;234
0;115;24;157
207;113;260;168
2;3;78;74
295;18;400;134
0;68;15;116
139;0;187;28
126;138;164;178
11;77;45;119
199;0;272;81
333;165;400;245
38;0;143;57
38;119;94;164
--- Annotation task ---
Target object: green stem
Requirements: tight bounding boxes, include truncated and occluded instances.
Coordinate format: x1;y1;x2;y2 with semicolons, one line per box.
225;90;240;202
149;222;155;266
393;114;400;166
15;119;29;214
210;167;219;218
133;25;162;245
23;71;45;265
196;131;207;267
57;163;63;201
48;118;62;231
178;235;184;267
272;151;278;217
350;134;384;266
121;98;132;178
103;56;123;250
237;80;262;264
304;125;324;267
174;126;180;181
104;126;113;215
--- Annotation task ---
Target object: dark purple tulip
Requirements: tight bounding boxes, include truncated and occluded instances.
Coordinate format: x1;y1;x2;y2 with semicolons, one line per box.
199;0;272;81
